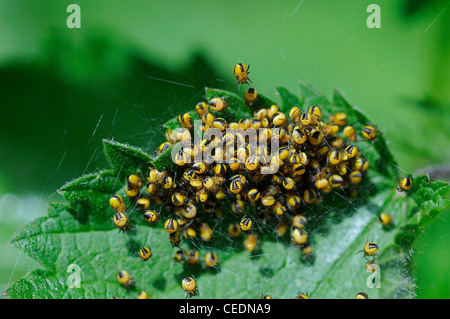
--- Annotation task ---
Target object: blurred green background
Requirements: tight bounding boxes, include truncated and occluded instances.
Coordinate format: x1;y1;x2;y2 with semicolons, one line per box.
0;0;448;298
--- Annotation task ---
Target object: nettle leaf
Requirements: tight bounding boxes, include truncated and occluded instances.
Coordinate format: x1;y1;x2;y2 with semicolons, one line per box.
103;139;154;179
295;82;397;178
331;88;397;177
7;86;450;299
275;87;300;113
252;92;277;110
298;81;330;109
56;170;123;225
151;143;179;172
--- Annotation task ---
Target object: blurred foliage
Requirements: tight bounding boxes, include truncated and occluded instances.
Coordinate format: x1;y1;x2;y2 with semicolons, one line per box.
402;0;447;16
414;208;450;298
0;0;448;298
0;195;45;298
0;37;226;194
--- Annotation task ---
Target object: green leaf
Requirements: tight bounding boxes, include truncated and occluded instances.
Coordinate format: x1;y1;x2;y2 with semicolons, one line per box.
6;269;67;299
8;217;181;298
298;80;330;109
252;92;277;110
56;170;122;228
275;87;300;113
103;139;154;178
151;143;179;172
7;85;450;299
332;88;398;177
9;176;448;299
